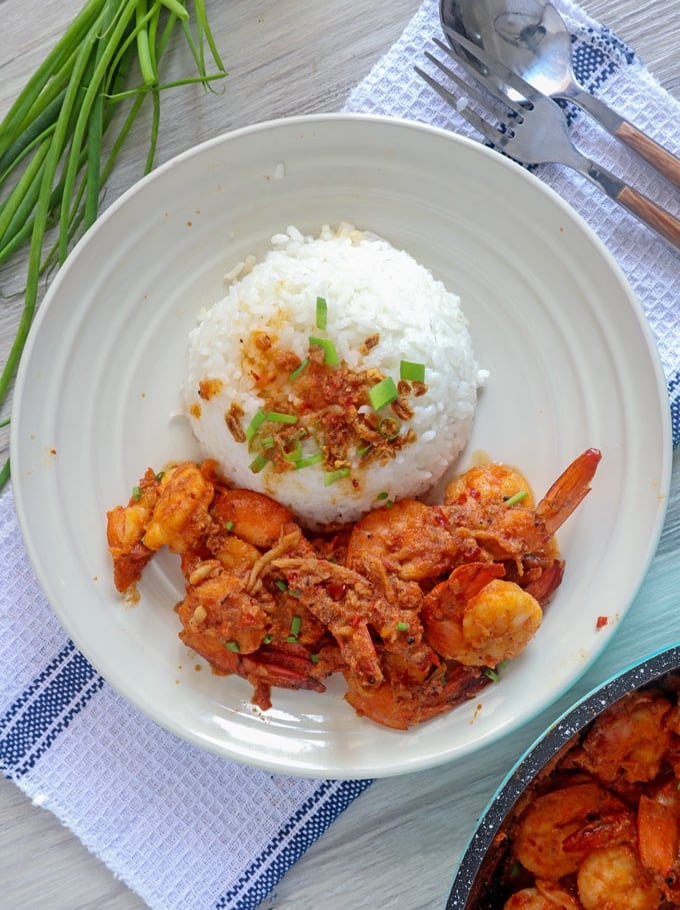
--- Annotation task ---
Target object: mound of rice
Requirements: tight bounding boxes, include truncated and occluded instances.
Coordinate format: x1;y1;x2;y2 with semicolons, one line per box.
182;224;486;529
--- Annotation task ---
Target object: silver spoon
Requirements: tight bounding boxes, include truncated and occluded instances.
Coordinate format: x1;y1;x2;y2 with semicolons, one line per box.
439;0;680;189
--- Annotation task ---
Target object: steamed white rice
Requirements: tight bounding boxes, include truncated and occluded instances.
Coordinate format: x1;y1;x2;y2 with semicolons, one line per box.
182;224;486;529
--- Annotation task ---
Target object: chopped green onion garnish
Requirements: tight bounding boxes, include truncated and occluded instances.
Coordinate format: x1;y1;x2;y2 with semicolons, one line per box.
260;435;276;449
286;635;298;643
369;376;398;410
276;579;300;598
376;491;389;501
505;490;529;507
310;653;320;664
396;621;409;632
262;634;273;645
316;296;328;329
357;443;372;457
245;408;267;441
309;336;339;366
154;472;165;482
225;520;234;531
485;667;500;682
400;360;426;382
323;467;351;486
283;440;303;463
378;416;400;440
294;453;324;469
289;357;309;380
290;615;302;636
264;411;298;425
249;452;270;473
225;640;240;653
131;485;142;501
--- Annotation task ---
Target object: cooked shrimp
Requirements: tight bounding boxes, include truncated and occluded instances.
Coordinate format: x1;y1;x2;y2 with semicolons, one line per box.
564;689;674;786
422;562;543;667
512;783;634;881
106;467;161;591
177;563;272;658
576;845;662;910
444;449;602;563
345;497;477;584
235;642;337;711
445;461;536;512
343;650;489;729
106;449;601;727
271;555;387;689
637;781;680;902
142;462;215;553
498;678;680;908
211;487;301;549
504;880;581;910
176;485;336;705
177;553;341;711
344;450;600;599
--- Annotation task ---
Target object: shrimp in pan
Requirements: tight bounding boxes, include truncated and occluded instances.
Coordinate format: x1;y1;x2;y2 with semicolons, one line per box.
493;677;680;910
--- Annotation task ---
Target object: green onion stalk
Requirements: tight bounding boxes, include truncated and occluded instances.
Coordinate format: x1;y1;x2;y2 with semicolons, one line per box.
0;0;226;490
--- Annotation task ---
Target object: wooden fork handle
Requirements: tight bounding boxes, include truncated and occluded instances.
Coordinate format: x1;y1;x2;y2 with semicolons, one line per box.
617;185;680;249
583;160;680;249
616;121;680;190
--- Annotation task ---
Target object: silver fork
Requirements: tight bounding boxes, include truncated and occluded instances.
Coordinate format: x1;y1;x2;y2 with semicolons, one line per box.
415;32;680;251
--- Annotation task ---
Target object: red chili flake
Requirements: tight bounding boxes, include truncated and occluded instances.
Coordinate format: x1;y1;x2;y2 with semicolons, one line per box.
470;488;481;499
432;505;448;527
328;582;347;601
596;615;609;629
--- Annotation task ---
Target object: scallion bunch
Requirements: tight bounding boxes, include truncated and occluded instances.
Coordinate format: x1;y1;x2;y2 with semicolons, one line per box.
0;0;226;489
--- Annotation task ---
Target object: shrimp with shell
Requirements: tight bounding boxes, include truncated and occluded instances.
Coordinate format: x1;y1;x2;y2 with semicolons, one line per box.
106;449;600;727
493;678;680;910
504;881;581;910
346;448;601;605
421;562;543;668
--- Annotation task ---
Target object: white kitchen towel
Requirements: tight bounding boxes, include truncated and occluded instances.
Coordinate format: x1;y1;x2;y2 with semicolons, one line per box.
2;3;679;910
345;0;680;447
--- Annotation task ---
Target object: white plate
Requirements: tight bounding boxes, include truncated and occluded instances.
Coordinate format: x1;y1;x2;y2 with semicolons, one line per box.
11;114;671;778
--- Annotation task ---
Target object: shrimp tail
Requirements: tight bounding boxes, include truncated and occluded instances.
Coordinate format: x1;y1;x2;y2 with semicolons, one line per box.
523;558;565;605
536;448;602;537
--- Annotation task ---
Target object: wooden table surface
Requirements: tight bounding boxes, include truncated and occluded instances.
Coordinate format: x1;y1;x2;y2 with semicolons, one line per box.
1;1;678;908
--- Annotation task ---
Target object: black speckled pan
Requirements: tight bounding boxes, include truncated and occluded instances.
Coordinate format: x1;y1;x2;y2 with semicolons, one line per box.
446;643;680;910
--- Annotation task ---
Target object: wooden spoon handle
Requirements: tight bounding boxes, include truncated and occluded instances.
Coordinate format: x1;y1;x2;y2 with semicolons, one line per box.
616;120;680;190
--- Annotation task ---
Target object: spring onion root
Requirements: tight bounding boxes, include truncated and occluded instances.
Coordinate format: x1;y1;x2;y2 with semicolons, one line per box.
0;0;226;489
